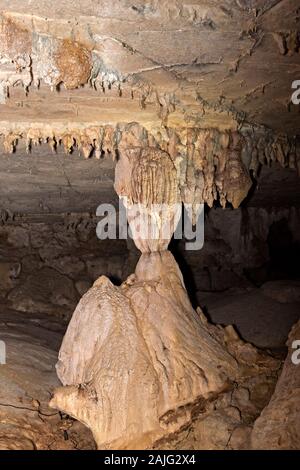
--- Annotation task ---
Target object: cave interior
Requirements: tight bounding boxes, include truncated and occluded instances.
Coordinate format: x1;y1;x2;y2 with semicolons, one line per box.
0;0;299;451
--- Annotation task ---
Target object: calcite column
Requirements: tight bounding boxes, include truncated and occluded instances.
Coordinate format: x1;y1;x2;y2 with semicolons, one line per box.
50;146;245;449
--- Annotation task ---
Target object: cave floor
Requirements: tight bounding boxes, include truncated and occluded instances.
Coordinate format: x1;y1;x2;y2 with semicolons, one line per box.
0;280;299;449
0;303;96;450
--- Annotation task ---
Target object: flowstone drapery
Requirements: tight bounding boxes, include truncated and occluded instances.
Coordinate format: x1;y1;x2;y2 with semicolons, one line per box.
50;147;278;449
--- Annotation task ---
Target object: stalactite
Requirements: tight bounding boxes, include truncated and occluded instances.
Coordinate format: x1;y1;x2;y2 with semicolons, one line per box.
50;135;280;449
0;208;14;226
272;31;300;55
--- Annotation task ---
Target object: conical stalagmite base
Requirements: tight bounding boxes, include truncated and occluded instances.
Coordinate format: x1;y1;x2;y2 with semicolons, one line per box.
50;251;244;449
50;250;279;449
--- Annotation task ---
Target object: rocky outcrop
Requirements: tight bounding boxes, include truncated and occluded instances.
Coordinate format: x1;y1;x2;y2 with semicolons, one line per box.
0;1;298;451
251;320;300;449
0;4;299;216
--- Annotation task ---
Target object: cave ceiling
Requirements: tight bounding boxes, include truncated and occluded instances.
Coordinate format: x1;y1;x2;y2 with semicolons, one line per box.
0;0;299;213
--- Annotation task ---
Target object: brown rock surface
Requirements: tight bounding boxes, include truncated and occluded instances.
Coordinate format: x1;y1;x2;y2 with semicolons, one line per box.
0;308;95;449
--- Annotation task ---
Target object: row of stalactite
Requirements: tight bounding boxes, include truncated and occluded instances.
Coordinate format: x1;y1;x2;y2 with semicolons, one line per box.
0;124;299;218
